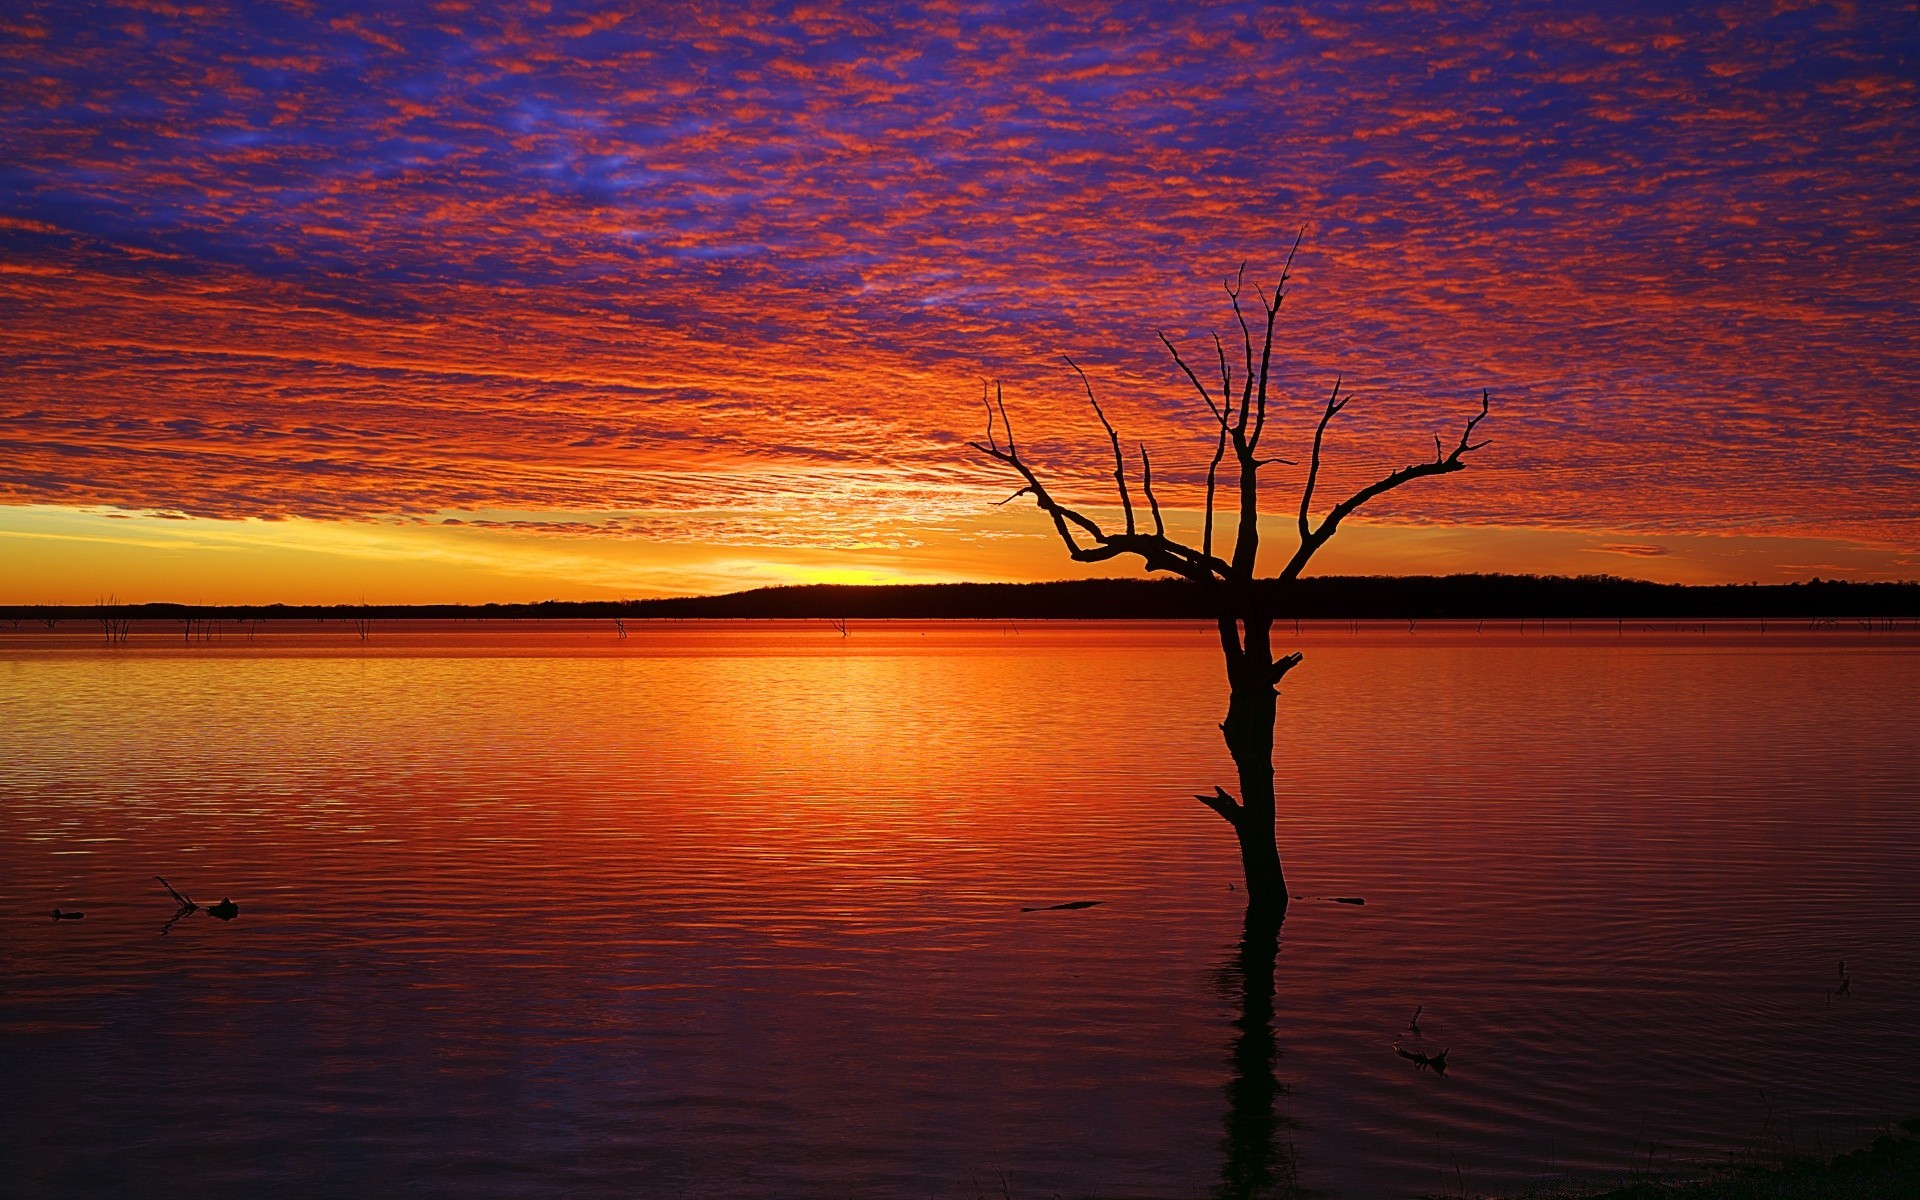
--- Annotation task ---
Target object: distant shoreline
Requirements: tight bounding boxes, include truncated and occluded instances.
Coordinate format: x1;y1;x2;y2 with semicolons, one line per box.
4;574;1917;623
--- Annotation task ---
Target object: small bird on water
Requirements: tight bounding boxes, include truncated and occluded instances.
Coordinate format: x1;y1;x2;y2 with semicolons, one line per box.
50;908;85;920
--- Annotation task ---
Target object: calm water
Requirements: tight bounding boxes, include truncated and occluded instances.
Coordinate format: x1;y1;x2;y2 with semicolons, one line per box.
3;620;1917;1199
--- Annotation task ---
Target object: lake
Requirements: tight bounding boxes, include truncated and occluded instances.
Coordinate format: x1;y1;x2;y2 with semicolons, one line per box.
3;620;1916;1198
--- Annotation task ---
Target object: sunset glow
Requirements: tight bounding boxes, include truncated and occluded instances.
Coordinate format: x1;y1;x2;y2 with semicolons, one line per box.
3;2;1915;600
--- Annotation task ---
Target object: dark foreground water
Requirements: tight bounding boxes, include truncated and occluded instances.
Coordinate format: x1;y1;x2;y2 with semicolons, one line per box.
3;620;1917;1198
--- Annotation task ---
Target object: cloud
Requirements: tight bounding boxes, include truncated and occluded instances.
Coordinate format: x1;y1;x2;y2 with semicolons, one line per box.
0;0;1914;581
1593;543;1670;557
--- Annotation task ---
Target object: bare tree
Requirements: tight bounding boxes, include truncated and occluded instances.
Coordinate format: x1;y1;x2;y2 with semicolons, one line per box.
971;242;1489;922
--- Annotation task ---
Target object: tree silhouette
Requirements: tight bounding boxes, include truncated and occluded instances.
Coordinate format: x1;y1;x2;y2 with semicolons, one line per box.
971;240;1490;921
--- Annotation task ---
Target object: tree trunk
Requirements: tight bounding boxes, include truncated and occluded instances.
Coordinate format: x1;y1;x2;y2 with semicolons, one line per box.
1222;613;1288;921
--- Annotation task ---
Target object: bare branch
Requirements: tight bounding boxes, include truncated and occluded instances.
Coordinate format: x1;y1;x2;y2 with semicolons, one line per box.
1210;332;1234;429
1277;227;1305;304
969;382;1231;583
1160;332;1225;426
1249;228;1302;451
1227;265;1256;437
1282;389;1492;582
1139;443;1166;537
995;381;1016;457
1202;409;1228;561
1226;267;1255;439
1195;785;1242;828
1268;651;1303;686
968;383;1109;559
1457;388;1493;454
1064;355;1136;536
1297;376;1345;542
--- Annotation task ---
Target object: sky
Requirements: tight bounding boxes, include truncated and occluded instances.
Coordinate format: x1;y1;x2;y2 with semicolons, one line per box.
2;0;1916;603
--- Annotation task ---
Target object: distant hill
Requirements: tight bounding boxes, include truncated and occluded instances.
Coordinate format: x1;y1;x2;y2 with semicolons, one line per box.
623;575;1918;620
4;574;1917;623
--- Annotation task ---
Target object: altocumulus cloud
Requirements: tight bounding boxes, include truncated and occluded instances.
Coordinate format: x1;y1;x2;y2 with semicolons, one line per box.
0;1;1914;558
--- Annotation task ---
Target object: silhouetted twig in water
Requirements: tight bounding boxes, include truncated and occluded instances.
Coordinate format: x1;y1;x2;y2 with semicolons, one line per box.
1828;959;1850;1003
1020;900;1103;912
1394;1041;1448;1074
613;618;627;639
50;908;84;920
154;876;239;931
826;616;849;637
157;876;196;912
1408;1005;1422;1037
98;595;132;643
157;875;198;933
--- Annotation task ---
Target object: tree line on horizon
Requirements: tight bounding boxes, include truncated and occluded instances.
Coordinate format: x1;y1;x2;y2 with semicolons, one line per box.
5;574;1917;624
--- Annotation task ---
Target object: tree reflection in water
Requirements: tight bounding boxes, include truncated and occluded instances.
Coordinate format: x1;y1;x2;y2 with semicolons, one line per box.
1216;914;1309;1199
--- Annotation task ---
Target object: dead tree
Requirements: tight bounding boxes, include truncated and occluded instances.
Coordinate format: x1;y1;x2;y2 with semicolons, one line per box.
971;243;1489;922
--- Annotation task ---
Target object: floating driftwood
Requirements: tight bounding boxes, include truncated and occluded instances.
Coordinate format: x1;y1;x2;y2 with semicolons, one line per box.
1020;900;1104;912
157;875;198;935
1394;1041;1448;1074
50;908;84;920
157;876;198;913
156;876;237;932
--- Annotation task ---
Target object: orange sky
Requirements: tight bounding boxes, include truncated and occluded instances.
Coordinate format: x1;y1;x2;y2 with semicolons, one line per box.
3;2;1916;602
